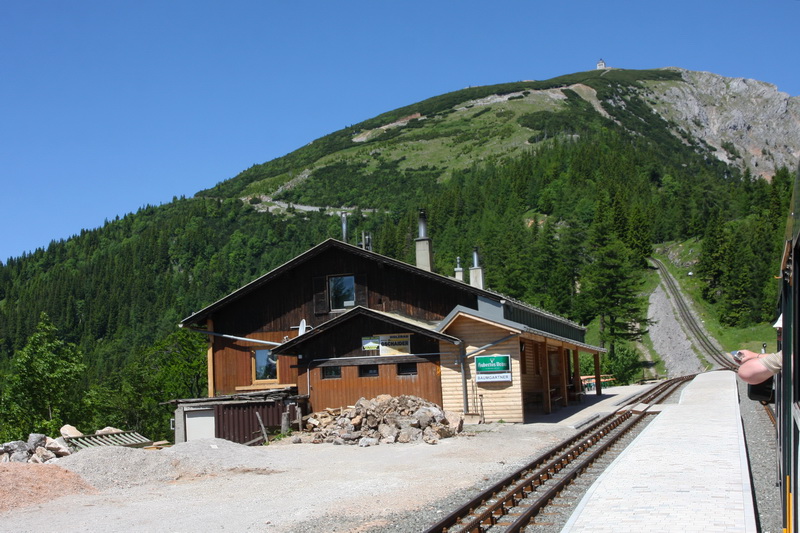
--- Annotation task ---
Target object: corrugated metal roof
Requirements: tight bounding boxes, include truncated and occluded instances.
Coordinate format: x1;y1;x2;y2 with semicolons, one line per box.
64;431;153;451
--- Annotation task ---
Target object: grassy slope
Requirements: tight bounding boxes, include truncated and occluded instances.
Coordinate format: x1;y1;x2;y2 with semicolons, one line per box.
198;69;683;201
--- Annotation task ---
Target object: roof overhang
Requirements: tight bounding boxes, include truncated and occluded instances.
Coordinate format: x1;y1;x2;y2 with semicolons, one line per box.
438;305;606;355
178;239;586;339
273;305;462;356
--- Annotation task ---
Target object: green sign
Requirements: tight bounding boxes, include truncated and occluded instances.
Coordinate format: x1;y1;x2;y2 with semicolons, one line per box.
475;355;511;373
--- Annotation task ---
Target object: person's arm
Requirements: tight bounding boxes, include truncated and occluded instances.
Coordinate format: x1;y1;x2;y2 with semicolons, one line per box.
737;349;777;385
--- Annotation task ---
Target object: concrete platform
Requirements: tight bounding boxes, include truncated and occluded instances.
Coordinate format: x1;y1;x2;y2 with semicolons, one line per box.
561;371;756;532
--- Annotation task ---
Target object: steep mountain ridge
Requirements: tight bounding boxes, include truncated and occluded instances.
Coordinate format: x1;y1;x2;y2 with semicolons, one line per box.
648;68;800;179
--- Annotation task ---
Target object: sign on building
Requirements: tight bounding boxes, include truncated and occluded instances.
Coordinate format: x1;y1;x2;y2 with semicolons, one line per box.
475;354;512;382
362;334;411;356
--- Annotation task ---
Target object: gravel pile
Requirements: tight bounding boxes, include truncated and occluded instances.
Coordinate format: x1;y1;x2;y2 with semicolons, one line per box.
56;439;278;492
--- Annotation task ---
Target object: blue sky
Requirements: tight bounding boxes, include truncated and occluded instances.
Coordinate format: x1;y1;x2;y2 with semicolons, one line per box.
2;1;799;263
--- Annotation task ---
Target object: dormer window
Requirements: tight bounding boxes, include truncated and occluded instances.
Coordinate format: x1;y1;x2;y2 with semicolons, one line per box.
313;273;367;314
329;275;355;310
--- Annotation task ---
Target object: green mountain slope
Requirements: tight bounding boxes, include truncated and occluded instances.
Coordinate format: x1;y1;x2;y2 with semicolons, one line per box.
200;69;687;205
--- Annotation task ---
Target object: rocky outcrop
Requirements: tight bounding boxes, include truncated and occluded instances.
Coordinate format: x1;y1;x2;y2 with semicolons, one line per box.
647;68;800;179
295;394;463;446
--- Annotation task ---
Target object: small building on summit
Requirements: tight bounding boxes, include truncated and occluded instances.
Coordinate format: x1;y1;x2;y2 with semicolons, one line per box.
178;217;605;432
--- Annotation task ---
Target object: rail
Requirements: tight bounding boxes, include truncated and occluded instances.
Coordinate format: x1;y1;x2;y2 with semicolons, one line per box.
423;377;691;533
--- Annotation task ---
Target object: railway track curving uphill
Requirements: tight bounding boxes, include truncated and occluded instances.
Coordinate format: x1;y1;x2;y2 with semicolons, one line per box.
649;258;735;370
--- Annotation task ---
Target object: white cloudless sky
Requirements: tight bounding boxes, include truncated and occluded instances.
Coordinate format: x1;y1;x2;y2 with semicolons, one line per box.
2;0;799;262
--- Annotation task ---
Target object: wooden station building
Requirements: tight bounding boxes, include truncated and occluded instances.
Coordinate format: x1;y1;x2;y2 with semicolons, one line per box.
179;220;606;424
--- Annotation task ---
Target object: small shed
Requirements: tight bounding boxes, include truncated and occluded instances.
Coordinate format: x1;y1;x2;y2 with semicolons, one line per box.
169;388;305;445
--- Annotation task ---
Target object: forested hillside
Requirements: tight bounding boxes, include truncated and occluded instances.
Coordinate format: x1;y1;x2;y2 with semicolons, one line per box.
0;68;795;441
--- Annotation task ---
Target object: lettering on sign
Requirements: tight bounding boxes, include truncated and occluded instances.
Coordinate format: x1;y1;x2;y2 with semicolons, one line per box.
475;355;512;383
476;373;512;383
361;334;411;355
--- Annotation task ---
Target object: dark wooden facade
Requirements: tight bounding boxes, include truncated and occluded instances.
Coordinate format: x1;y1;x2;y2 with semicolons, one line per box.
181;239;604;418
185;240;476;398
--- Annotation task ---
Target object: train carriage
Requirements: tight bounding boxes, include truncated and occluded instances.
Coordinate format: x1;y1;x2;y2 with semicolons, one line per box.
776;166;800;533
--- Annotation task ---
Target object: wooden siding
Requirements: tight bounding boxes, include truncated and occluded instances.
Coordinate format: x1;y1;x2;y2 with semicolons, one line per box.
440;341;464;415
212;331;298;396
211;246;477;337
519;340;544;405
204;246;476;395
301;360;443;412
440;316;524;423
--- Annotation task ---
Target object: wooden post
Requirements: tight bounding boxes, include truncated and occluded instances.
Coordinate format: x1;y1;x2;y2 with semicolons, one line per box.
207;318;216;397
594;353;602;396
572;350;582;394
542;342;551;414
559;346;569;407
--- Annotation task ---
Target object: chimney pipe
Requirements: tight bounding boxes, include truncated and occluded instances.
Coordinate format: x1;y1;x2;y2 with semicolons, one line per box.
469;247;484;289
341;213;348;242
418;210;429;238
454;256;464;282
415;209;434;272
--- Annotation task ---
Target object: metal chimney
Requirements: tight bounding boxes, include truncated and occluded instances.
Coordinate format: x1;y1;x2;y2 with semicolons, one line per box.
469;247;484;289
415;209;434;272
454;256;464;282
341;213;347;242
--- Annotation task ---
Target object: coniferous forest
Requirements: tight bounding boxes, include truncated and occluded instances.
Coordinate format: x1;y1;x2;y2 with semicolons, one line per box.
0;70;794;442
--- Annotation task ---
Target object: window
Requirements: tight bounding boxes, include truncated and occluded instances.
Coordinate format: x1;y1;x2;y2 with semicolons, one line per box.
254;349;277;381
358;364;379;378
322;366;341;379
329;275;356;310
397;362;418;376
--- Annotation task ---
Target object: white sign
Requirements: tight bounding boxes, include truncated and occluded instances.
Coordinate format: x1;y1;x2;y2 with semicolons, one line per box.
362;334;411;355
476;372;512;383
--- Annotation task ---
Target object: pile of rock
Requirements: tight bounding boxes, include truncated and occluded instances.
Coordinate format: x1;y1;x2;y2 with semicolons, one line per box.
294;394;463;446
1;433;72;464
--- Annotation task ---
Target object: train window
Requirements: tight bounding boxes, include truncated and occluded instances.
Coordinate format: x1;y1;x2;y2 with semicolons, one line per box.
359;364;379;378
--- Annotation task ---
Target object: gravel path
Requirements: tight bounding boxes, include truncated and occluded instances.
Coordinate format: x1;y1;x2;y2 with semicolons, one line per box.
0;270;782;532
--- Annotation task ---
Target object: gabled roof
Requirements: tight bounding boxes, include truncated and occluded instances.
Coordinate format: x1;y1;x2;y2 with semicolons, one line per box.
179;238;586;339
273;306;462;355
181;238;473;326
438;305;606;354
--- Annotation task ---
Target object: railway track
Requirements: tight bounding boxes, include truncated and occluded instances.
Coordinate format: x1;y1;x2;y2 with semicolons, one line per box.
649;258;735;370
423;376;693;533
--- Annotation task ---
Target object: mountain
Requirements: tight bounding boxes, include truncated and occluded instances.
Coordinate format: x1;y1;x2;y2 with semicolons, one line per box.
0;67;796;440
200;67;799;211
651;69;800;178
